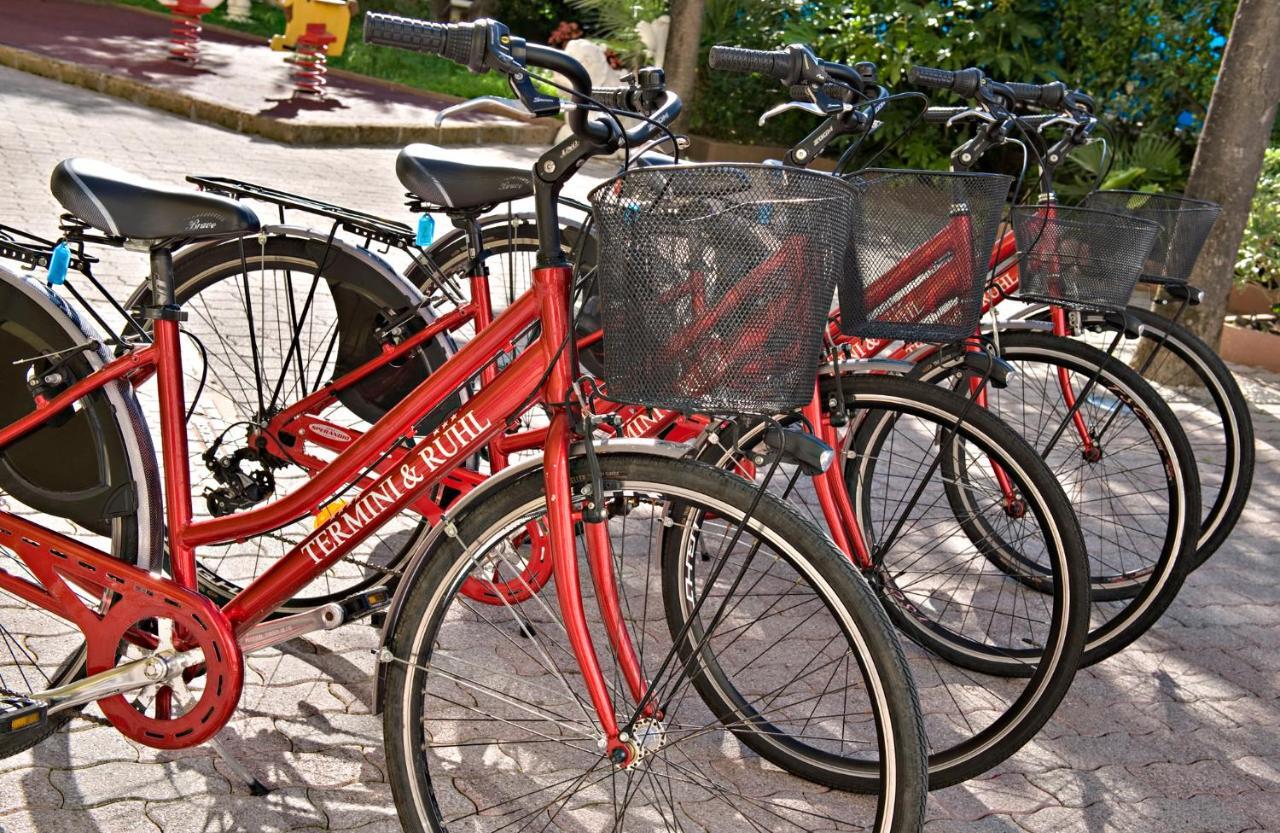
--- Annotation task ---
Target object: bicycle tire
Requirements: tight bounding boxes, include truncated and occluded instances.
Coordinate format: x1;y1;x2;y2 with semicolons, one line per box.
382;452;928;831
694;374;1089;788
133;232;450;615
1022;305;1254;568
912;331;1200;665
0;267;162;757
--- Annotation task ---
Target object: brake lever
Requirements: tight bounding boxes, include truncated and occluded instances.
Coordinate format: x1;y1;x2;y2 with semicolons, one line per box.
947;108;996;129
758;100;842;126
1030;113;1078;134
434;96;535;127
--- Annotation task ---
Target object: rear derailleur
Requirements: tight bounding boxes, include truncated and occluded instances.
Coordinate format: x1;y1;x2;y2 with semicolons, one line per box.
203;446;278;517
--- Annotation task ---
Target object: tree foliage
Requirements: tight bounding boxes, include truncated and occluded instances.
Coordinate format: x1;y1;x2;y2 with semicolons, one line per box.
1235;146;1280;290
686;0;1236;190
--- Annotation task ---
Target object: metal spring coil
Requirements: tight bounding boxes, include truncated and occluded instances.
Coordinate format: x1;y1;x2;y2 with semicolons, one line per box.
168;12;202;63
291;38;331;96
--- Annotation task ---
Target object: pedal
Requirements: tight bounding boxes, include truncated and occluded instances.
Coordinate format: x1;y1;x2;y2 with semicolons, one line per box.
340;587;391;623
0;695;48;735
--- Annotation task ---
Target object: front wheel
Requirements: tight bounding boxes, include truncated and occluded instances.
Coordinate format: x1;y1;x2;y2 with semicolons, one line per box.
912;331;1200;665
382;453;927;833
1020;304;1254;568
696;375;1090;788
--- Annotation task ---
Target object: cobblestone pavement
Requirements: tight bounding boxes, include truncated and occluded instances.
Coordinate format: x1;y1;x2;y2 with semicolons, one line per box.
2;65;1280;833
2;0;552;145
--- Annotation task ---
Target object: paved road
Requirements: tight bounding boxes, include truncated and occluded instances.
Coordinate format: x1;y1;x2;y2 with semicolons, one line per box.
1;64;1280;833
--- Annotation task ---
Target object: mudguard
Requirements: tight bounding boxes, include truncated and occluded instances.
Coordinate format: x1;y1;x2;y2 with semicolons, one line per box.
0;264;163;569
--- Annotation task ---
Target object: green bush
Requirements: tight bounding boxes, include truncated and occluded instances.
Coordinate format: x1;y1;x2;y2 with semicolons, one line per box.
1236;146;1280;290
690;0;1236;189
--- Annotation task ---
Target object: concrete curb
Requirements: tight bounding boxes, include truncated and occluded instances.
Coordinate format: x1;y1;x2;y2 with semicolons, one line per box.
0;42;560;147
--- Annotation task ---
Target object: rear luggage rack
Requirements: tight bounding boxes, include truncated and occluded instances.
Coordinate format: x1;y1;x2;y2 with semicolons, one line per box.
0;223;99;273
187;176;416;248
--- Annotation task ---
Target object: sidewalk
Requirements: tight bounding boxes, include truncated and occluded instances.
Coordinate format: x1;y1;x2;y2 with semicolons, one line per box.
0;0;560;145
1;60;1280;833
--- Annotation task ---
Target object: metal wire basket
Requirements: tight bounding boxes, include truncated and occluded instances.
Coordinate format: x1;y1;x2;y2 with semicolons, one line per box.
588;164;857;415
1011;204;1161;313
1081;190;1220;285
838;169;1013;342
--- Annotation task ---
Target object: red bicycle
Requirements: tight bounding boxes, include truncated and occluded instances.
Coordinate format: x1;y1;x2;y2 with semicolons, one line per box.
100;45;1096;789
0;18;935;833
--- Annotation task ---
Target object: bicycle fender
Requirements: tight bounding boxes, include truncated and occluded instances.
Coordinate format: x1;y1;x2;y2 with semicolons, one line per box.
0;264;163;571
371;438;688;713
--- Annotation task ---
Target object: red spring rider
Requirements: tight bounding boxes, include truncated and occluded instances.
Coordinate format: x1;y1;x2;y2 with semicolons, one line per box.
292;24;337;97
160;0;222;63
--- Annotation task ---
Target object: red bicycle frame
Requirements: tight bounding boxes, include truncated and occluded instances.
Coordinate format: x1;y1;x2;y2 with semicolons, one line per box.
0;260;644;759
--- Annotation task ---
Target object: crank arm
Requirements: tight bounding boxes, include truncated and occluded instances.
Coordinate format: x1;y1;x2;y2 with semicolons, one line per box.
238;602;344;655
41;647;204;716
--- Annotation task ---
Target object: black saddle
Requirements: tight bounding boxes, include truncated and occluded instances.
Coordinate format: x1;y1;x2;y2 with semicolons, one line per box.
50;158;259;240
396;144;533;210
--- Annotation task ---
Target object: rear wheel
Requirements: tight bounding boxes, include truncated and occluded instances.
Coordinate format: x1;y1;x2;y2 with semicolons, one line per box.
137;233;451;615
0;268;160;756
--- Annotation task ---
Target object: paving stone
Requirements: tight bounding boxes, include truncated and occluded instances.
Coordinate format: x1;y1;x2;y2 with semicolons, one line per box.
143;787;322;832
0;800;160;833
1;56;1279;833
1128;794;1257;832
0;767;61;813
48;757;230;810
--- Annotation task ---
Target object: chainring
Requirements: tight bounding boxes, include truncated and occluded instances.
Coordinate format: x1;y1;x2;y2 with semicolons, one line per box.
1;511;243;749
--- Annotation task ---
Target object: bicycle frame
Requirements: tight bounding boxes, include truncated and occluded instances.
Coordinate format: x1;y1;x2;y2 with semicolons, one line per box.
0;252;644;758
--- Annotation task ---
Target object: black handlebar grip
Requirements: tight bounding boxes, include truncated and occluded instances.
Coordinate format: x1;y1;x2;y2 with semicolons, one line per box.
441;25;477;68
364;13;448;54
907;65;983;98
907;65;954;90
1006;80;1068;108
708;45;789;79
592;86;636;112
922;106;969;124
364;13;480;71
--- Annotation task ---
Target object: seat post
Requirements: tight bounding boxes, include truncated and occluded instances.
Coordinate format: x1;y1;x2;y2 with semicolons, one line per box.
149;246;177;309
147;243;198;589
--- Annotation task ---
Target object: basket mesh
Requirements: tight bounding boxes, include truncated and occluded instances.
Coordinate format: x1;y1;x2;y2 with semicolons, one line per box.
838;169;1012;342
1011;204;1161;313
1081;190;1220;285
588;164;855;415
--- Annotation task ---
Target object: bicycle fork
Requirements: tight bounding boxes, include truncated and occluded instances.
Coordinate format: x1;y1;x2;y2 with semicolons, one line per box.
533;265;651;766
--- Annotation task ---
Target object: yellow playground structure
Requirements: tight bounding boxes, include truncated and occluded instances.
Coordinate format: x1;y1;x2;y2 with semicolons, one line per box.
270;0;354;58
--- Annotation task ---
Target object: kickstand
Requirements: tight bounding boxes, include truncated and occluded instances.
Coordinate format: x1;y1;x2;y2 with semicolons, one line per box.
210;736;271;796
170;674;271;796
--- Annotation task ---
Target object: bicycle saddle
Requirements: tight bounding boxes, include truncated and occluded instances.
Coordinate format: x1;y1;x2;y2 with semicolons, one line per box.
50;158;259;241
396;144;533;209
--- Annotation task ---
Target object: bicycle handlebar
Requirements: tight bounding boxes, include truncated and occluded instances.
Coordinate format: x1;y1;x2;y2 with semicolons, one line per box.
708;44;827;85
708;44;876;95
364;14;680;149
1006;80;1066;108
363;14;483;70
922;106;968;125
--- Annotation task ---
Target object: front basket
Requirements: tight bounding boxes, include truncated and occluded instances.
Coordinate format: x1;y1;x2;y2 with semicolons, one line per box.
588;164;857;415
1011;204;1161;313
